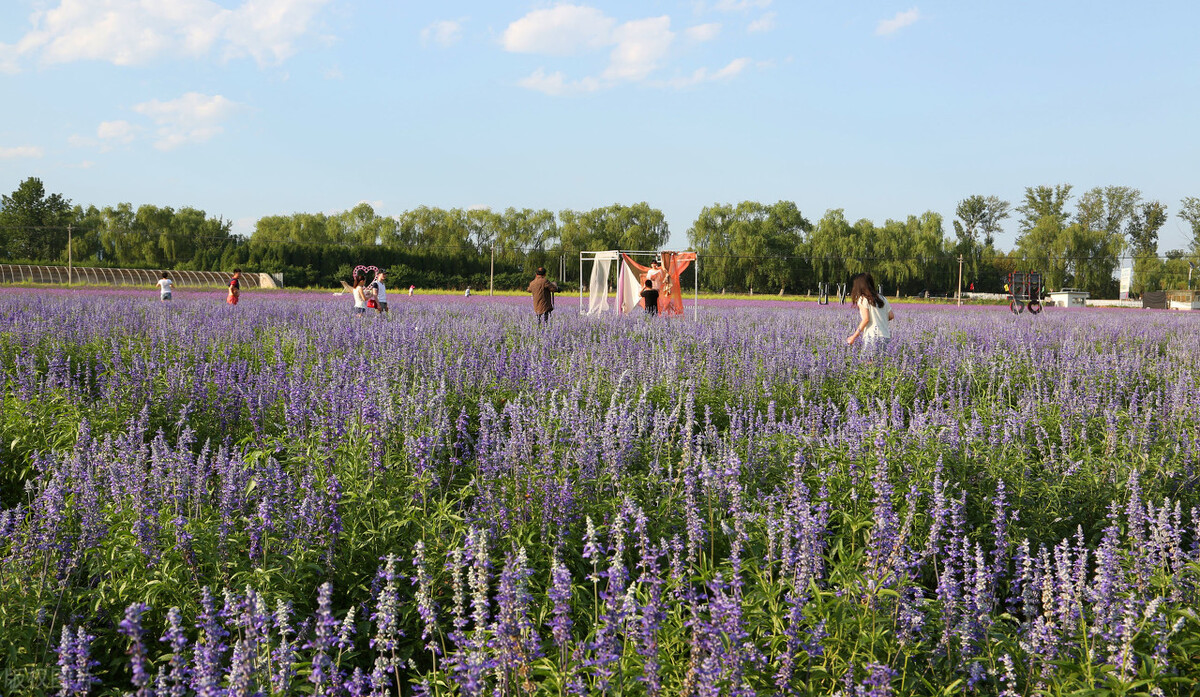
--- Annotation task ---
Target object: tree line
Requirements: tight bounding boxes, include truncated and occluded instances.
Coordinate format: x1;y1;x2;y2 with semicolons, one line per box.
3;176;1199;295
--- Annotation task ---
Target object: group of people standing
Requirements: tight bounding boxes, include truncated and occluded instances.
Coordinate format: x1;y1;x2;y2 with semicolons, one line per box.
349;270;390;317
152;263;892;349
529;260;669;323
154;269;241;304
639;260;667;316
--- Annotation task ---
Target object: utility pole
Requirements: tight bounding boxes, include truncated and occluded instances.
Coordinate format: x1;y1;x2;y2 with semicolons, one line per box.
956;253;963;306
489;244;495;296
67;224;73;286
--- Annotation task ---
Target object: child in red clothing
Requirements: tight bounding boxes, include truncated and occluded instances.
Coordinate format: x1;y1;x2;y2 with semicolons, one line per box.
227;269;241;305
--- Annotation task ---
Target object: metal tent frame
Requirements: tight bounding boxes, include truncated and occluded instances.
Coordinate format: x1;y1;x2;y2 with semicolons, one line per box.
579;249;698;320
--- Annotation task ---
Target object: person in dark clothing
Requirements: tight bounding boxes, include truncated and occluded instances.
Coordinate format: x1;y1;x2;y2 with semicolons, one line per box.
528;267;559;323
641;279;660;316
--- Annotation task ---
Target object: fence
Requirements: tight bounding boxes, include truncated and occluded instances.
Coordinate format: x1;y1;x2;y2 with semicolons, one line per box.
0;265;282;288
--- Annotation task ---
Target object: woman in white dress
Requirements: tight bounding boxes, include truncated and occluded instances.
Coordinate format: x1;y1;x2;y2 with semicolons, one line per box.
351;276;369;317
845;272;894;349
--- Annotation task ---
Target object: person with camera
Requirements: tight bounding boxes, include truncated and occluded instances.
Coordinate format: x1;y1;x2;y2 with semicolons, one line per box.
528;267;559;324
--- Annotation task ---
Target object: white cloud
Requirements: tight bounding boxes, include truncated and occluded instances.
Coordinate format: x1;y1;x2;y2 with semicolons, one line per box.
876;7;920;36
503;5;614;55
711;0;772;11
517;68;602;96
0;145;44;159
685;22;721;42
603;16;673;82
0;0;332;70
505;6;676;92
322;66;343;80
97;120;138;144
714;56;752;78
504;5;762;95
663;56;751;88
421;19;464;48
132;92;242;150
747;12;775;33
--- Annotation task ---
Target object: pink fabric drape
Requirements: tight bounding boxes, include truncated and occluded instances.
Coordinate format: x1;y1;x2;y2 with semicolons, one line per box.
620;252;695;316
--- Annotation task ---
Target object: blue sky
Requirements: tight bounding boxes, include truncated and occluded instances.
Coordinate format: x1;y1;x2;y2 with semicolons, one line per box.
1;1;1198;251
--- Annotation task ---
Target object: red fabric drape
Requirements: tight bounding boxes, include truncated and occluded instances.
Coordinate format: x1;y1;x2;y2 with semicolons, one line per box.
620;252;695;316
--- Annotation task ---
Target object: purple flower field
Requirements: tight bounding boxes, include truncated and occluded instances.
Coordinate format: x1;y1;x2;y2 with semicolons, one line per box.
1;289;1199;696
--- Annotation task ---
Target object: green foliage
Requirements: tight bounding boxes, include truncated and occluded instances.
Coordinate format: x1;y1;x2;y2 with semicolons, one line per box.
7;176;1200;297
0;177;74;261
687;200;812;292
1178;197;1200;255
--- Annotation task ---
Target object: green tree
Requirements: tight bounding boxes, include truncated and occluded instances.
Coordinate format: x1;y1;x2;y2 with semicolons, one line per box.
686;203;739;291
1062;223;1122;296
759;200;811;292
873;219;917;293
1125;200;1168;295
686;201;810;292
1075;186;1140;239
330;203;397;246
1016;184;1073;233
95;203;139;265
463;208;502;252
499;207;558;273
1016;214;1069;289
1126;200;1168;256
954;195;1010;248
1180;197;1200;254
254;213;335;245
0;177;74;260
907;212;950;293
808;209;857;288
398;207;475;251
559;203;669;254
953;195;1009;289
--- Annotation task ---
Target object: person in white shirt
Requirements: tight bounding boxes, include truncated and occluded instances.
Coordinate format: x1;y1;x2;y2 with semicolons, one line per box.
156;272;174;302
351;275;368;317
372;270;389;314
465;286;472;297
846;272;894;349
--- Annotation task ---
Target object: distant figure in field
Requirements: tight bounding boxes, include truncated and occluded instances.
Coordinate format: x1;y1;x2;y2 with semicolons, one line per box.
846;272;893;349
465;287;472;298
641;278;659;316
408;284;415;297
351;275;369;317
157;272;173;302
528;267;559;324
372;270;389;314
227;269;241;305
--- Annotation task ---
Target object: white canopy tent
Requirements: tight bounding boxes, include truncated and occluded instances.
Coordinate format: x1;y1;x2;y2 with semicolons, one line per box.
579;250;699;320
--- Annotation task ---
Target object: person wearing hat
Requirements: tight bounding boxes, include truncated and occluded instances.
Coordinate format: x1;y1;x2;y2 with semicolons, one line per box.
528;267;559;324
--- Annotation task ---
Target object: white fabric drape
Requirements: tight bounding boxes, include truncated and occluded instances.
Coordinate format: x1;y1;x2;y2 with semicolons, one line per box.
586;252;618;315
619;258;643;315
